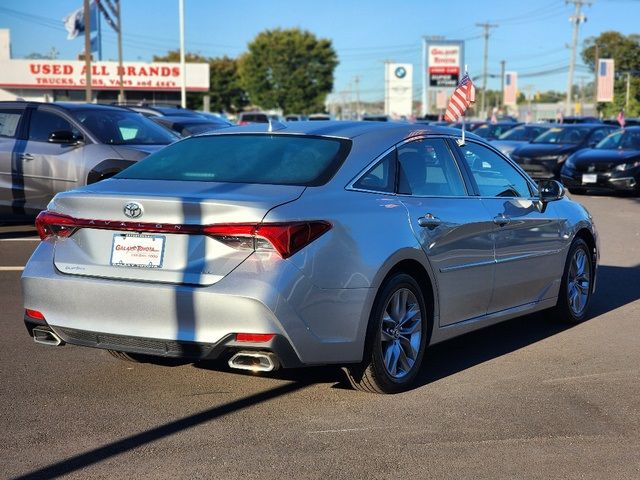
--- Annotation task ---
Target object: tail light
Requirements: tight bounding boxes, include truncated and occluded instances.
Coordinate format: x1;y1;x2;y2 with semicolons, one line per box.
35;210;331;259
35;211;78;240
235;333;275;343
204;222;331;259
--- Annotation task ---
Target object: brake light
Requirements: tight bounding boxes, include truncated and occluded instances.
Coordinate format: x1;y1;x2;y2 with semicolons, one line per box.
235;333;275;343
204;222;331;259
25;309;45;320
35;211;78;240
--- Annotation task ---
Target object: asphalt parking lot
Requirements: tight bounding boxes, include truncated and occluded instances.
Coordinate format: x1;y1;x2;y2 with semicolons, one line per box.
1;194;639;480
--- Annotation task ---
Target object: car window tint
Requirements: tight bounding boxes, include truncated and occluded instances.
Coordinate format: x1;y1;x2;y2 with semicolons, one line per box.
397;138;466;196
460;142;531;198
353;150;396;193
0;109;23;138
28;110;77;142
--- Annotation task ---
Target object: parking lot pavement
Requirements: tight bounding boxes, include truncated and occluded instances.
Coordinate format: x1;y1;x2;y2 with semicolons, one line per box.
1;195;639;480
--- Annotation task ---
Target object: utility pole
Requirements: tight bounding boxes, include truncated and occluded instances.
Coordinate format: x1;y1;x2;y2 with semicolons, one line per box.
354;75;361;120
421;37;427;117
499;60;506;109
83;0;92;103
476;22;498;119
178;0;187;108
565;0;591;115
116;0;124;103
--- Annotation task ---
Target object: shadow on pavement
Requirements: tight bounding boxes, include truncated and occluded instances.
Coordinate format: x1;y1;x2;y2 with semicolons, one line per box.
12;381;311;480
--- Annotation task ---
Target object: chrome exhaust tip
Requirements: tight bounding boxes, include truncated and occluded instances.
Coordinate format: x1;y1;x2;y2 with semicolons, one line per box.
32;327;64;346
228;351;279;372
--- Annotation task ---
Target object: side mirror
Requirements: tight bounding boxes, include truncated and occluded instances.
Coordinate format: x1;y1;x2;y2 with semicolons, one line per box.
48;130;83;145
538;179;565;203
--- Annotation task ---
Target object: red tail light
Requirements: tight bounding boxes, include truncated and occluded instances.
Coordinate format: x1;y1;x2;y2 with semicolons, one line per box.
25;309;45;320
35;211;78;240
204;222;331;259
235;333;275;343
35;210;331;259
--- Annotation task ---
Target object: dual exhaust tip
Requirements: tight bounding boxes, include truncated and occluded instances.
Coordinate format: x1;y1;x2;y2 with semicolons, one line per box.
228;351;279;372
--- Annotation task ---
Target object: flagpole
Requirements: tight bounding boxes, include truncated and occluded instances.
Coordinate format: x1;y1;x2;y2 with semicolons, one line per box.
178;0;187;109
83;0;92;103
461;64;468;146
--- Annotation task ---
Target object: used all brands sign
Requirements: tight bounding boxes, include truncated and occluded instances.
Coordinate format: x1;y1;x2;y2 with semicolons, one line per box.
0;59;209;91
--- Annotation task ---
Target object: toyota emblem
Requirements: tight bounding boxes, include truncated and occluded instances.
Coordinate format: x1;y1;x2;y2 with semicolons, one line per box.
123;202;143;219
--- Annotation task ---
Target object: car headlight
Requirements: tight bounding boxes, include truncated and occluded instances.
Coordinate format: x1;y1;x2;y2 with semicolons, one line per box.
536;155;567;163
614;160;640;171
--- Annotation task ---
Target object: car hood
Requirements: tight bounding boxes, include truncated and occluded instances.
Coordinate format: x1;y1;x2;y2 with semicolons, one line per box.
109;144;168;161
571;148;640;165
512;143;578;158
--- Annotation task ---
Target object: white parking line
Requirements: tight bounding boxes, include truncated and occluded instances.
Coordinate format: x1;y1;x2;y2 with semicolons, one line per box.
0;266;25;271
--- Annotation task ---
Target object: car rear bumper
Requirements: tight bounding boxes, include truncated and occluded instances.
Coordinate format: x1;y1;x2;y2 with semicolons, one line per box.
22;241;372;366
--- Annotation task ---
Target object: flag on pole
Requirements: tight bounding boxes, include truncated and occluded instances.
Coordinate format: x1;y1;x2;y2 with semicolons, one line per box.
490;107;498;124
444;73;476;122
503;71;518;106
617;109;625;128
596;59;615;103
63;2;97;40
556;110;564;124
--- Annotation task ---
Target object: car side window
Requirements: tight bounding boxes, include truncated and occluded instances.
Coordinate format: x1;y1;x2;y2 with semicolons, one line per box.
397;138;467;196
0;109;23;138
28;110;78;142
353;150;396;193
460;142;532;198
588;128;609;146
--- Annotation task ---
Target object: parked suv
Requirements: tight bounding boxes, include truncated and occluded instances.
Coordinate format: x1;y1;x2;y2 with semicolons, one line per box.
0;102;177;219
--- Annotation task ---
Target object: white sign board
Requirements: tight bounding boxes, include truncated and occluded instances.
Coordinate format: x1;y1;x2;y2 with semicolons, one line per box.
427;44;462;88
384;63;413;118
0;59;210;91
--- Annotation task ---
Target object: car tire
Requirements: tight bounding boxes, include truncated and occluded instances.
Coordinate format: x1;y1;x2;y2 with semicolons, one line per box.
107;350;146;362
345;273;429;394
552;238;593;323
568;187;586;195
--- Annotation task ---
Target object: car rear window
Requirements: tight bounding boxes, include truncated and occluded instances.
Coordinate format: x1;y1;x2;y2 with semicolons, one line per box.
241;114;268;123
116;134;352;186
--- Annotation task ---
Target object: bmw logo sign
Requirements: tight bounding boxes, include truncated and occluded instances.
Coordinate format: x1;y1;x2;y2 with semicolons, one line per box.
123;202;143;219
394;66;407;79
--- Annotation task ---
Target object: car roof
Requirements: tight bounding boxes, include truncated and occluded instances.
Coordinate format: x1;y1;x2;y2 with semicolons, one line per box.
0;101;132;112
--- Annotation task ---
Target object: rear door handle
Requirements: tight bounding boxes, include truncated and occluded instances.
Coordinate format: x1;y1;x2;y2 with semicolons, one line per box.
493;214;511;226
20;153;35;161
418;213;442;228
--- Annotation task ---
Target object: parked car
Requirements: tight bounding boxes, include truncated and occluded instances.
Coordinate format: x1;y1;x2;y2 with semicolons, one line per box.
362;115;391;122
0;102;177;219
472;122;522;141
308;113;332;121
151;115;232;137
556;116;601;124
510;124;616;179
237;112;269;125
603;118;640;127
23;121;598;393
561;126;640;195
284;114;308;122
491;124;553;157
449;120;486;131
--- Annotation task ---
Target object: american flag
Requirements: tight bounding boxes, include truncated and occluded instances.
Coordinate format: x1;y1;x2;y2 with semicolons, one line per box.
617;109;625;128
597;59;615;102
444;74;476;122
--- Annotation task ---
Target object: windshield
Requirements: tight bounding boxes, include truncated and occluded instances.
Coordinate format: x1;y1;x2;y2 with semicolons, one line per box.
116;134;351;186
72;109;177;145
596;130;640;150
498;126;527;140
533;127;590;144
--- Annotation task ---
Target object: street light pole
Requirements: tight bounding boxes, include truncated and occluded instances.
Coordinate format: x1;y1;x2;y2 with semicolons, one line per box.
83;0;92;103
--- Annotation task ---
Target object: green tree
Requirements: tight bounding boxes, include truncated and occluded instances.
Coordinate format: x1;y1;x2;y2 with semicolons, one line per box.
238;28;338;114
582;31;640;117
208;56;247;113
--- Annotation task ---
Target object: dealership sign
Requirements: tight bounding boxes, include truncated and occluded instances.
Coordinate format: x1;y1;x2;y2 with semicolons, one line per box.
0;59;210;91
384;63;413;118
427;42;463;88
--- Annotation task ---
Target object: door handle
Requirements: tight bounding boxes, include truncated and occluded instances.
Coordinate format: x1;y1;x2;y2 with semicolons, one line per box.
20;153;35;161
493;214;511;226
418;213;442;228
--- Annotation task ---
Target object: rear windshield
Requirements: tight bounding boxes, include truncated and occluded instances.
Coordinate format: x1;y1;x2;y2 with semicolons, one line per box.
241;114;268;123
116;134;352;186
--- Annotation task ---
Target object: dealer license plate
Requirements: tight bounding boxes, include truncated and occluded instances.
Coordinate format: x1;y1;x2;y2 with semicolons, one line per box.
110;234;165;268
582;173;597;184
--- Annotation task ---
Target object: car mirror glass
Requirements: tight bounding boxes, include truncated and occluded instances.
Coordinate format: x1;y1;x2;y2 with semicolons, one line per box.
538;179;565;203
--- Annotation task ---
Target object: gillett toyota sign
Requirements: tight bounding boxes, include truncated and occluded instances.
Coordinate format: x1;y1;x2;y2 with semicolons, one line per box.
0;59;209;91
427;41;464;88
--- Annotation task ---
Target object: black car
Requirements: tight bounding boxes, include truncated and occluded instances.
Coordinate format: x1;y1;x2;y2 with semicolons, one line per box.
150;115;232;137
560;127;640;195
450;120;486;131
510;124;616;179
472;122;522;141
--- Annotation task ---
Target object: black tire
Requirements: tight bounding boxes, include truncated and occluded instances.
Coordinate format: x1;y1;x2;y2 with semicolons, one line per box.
345;273;429;394
107;350;146;362
552;238;593;323
568;187;586;195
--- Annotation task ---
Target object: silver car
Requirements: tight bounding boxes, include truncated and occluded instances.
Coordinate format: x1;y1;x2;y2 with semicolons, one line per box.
0;102;177;220
22;122;599;393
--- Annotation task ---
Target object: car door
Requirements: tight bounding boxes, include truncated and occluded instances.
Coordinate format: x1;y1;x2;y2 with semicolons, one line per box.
22;106;85;211
0;105;28;215
455;140;564;313
397;137;496;326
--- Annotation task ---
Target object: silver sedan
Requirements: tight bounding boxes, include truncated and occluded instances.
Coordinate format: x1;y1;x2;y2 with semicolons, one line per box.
22;122;598;393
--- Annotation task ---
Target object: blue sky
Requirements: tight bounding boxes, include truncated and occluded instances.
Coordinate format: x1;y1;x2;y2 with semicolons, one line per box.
1;0;638;102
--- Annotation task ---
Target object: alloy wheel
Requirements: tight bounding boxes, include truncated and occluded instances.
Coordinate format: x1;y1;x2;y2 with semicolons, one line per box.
567;248;591;317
